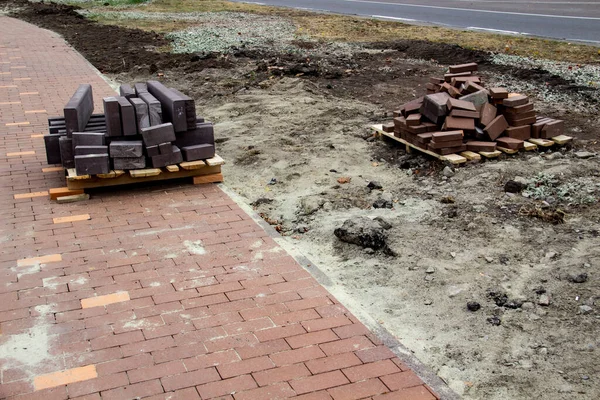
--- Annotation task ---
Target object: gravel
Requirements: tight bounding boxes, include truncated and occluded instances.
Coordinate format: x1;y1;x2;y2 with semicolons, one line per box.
81;10;360;56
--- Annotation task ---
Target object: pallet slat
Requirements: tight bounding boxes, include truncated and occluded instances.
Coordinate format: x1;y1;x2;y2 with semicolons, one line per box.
372;124;467;165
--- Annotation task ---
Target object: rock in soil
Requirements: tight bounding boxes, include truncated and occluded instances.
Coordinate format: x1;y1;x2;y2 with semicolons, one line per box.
568;273;588;283
539;294;551;306
487;315;502;326
367;181;383;190
334;217;388;251
504;180;525;193
467;301;481;312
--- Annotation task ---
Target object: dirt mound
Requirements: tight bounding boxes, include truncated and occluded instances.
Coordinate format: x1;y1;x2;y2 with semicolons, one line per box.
5;0;230;74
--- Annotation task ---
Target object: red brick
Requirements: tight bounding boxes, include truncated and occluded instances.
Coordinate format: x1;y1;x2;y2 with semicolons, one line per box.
100;379;164;400
380;371;424;391
302;316;352;332
225;286;272;301
96;354;154;376
204;333;259;353
192;311;242;330
328;379;389;400
252;363;311;386
128;360;187;383
9;386;67;400
239;303;288;320
90;331;144;351
223;317;274;335
235;338;291;360
152;342;208;364
196;281;243;296
315;304;348;318
161;367;221;391
333;323;371;339
268;278;316;293
305;352;363;375
271;309;321;325
342;360;400;382
373;385;436;400
217;356;274;379
173;326;226;347
355;346;397;364
184;349;240;371
241;274;285;288
286;329;339;349
285;297;333;312
67;373;130;398
289;371;349;395
292;392;333;400
143;322;194;339
144;387;200;400
254;324;306;342
121;336;175;357
270;345;326;366
196;375;257;399
320;336;375;356
234;382;296;400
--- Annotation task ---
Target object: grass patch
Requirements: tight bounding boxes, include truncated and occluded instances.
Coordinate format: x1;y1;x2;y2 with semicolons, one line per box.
76;0;600;63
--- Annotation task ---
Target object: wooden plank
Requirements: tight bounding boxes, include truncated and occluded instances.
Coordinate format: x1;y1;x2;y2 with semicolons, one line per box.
205;154;225;167
180;160;206;170
529;138;554;147
552;135;573;145
56;194;90;203
479;150;502;158
66;165;222;190
166;165;180;172
97;170;125;179
497;146;519;154
523;141;537;151
66;168;90;181
372;125;467;165
193;173;224;185
129;168;162;178
460;151;481;161
49;187;84;200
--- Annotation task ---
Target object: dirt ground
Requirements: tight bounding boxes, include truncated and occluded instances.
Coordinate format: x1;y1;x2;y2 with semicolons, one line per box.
5;1;600;398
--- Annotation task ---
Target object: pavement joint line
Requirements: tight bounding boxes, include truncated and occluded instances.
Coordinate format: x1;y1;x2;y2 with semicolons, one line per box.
14;77;31;81
5;121;30;126
52;213;91;224
34;365;97;391
0;85;18;89
17;253;62;267
9;56;22;59
81;292;130;308
0;72;11;75
30;133;45;138
19;91;38;95
6;150;35;156
0;61;9;64
14;191;49;199
10;65;26;69
25;109;47;114
42;166;64;172
0;101;21;105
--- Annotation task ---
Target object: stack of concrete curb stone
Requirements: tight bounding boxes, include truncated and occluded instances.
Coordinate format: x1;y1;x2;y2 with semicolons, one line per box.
44;82;215;176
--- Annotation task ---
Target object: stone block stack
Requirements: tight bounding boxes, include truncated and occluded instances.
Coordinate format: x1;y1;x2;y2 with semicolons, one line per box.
43;82;217;176
386;62;566;155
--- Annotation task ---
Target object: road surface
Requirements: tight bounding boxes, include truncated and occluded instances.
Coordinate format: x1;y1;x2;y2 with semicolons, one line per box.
235;0;600;44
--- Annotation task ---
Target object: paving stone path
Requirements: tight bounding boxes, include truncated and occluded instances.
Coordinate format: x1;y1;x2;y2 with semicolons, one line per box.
0;16;439;400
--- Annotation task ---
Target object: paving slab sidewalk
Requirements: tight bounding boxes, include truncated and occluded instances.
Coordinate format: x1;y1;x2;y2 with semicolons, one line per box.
0;16;441;400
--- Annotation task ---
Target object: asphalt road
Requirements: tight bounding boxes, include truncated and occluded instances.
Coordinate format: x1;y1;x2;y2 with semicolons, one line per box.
234;0;600;44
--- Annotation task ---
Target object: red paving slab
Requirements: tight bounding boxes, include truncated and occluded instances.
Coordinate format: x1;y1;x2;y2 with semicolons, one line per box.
0;16;440;400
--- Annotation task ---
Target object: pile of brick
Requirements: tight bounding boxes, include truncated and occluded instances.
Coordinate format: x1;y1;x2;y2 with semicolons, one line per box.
383;62;565;155
44;81;215;176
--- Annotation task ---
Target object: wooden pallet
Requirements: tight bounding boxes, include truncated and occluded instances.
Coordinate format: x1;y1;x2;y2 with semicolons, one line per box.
65;155;225;190
373;124;574;162
372;125;467;165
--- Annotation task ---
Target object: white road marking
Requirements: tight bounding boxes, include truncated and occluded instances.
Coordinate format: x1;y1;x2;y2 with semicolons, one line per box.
334;0;600;20
467;26;528;35
372;14;416;21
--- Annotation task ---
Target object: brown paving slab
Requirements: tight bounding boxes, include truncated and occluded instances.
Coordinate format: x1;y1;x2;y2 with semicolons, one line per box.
0;14;442;400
